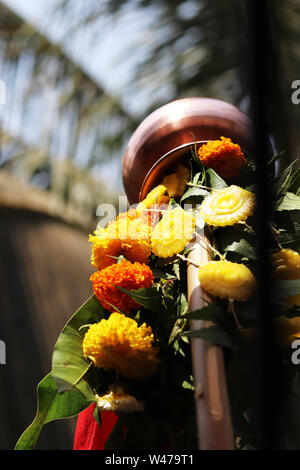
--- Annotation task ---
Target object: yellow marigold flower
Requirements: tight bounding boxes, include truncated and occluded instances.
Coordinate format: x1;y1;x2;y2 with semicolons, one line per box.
90;259;154;314
272;249;300;280
198;136;247;180
82;312;160;380
199;185;255;226
120;218;152;265
198;260;256;301
151;206;196;258
95;385;144;413
89;228;121;271
136;185;170;217
274;316;300;346
162;164;190;197
89;214;152;270
116;209;140;222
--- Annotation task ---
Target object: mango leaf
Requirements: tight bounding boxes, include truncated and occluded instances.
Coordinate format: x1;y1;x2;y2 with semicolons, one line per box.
234;300;257;319
276;192;300;211
182;303;224;321
182;325;236;349
115;285;166;314
52;295;106;395
15;373;92;450
224;239;257;260
151;267;177;280
274;280;300;301
176;292;189;316
182;378;195;391
274;160;297;197
288;169;300;195
181;186;209;203
206;169;228;189
169;318;188;344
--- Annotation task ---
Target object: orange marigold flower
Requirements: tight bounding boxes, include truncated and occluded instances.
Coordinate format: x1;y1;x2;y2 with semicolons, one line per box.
90;259;154;313
198;136;247;180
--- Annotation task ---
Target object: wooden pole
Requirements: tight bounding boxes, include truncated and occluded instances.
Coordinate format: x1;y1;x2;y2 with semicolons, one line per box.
187;228;234;450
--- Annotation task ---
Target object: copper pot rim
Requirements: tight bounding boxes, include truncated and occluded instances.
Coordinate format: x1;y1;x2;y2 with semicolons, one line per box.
139;140;252;202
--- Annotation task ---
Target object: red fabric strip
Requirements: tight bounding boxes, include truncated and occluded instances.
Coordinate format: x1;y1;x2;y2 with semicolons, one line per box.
73;404;118;450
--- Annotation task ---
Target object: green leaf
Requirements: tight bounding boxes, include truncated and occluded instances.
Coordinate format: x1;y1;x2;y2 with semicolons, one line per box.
93;406;102;427
151;267;177;281
182;325;236;349
275;160;297;197
172;262;181;280
181;186;209;203
15;373;92;450
169;318;188;344
52;295;106;395
224;239;257;260
182;303;224;321
276;192;300;211
288;169;300;195
115;285;165;314
274;280;300;301
206;169;228;189
182;378;195;391
176;292;188;316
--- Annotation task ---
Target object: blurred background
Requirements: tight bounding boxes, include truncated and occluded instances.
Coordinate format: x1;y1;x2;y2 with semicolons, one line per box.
0;0;299;450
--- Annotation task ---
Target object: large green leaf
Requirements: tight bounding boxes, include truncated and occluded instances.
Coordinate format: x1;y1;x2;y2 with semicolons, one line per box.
274;280;300;301
182;303;224;321
276;192;300;211
182;325;236;349
52;295;106;395
274;160;297;198
15;373;92;450
206;169;228;189
115;285;167;314
288;169;300;195
181;186;210;203
224;239;257;260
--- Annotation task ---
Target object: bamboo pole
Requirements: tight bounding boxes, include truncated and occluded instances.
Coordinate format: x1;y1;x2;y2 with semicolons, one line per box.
187;228;234;450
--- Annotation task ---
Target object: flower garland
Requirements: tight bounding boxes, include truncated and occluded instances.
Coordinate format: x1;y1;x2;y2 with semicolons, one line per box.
16;136;300;451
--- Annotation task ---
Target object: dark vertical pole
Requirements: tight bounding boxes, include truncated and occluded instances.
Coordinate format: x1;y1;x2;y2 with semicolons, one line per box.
244;0;280;449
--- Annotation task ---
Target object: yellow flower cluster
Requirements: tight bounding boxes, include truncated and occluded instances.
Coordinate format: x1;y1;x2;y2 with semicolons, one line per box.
162;163;190;197
272;249;300;280
136;185;170;217
272;248;300;308
83;312;160;380
151;206;196;258
200;185;255;226
95;384;144;413
198;260;256;301
89;214;151;271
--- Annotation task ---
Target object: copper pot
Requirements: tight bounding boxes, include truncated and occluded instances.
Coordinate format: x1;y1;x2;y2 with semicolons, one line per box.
122;97;272;204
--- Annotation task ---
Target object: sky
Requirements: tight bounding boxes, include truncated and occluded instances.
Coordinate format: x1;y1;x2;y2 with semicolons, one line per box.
3;0;156;116
1;0;161;190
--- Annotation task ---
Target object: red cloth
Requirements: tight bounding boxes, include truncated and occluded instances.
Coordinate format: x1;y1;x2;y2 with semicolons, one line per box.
73;404;118;450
